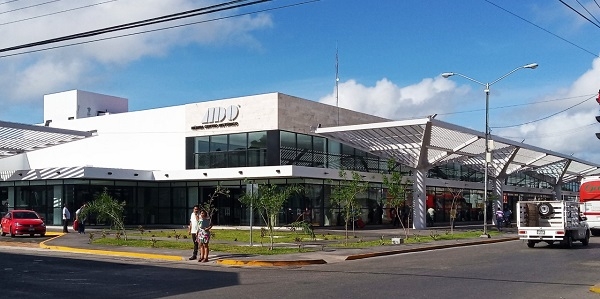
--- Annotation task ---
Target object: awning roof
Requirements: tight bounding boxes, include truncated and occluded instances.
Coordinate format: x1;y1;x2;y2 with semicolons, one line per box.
315;117;600;184
0;120;96;158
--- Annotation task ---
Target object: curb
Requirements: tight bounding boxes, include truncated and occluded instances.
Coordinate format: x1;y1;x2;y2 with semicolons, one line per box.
591;284;600;294
39;235;184;261
345;237;520;260
216;259;327;267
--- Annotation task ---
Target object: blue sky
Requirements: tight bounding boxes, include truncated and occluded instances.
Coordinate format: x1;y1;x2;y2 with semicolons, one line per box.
1;0;600;162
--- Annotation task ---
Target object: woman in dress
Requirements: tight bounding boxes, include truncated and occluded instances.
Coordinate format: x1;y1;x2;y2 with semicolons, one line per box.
197;210;213;262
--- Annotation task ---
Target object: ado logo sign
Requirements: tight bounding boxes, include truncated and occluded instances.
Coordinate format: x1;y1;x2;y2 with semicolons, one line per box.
201;105;239;124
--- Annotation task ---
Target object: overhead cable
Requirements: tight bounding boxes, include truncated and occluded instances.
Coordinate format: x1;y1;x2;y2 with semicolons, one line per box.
0;0;269;54
491;95;595;128
485;0;599;58
0;0;318;59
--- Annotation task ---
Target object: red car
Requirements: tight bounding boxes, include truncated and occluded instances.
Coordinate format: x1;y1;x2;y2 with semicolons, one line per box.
1;210;46;237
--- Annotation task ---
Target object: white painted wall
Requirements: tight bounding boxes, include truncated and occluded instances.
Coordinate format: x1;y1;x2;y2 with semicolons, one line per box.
43;90;128;123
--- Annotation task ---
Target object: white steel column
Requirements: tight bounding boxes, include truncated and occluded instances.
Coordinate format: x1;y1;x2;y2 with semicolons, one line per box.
412;168;427;229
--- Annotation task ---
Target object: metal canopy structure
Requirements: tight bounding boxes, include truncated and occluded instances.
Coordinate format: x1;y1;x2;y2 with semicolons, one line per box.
315;117;600;185
0;120;96;159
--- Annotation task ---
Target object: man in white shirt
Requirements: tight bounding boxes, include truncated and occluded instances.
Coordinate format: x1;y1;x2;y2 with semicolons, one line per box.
188;205;200;260
62;203;71;233
427;207;435;226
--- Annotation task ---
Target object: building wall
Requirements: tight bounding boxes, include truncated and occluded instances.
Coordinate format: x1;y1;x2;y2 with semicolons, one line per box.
277;93;389;134
43;90;128;123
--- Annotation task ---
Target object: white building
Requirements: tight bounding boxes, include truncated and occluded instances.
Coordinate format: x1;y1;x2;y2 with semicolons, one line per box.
0;90;596;228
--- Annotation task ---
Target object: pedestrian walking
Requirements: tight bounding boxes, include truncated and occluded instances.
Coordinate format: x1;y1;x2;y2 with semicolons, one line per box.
188;205;200;260
62;202;71;233
75;203;87;234
197;210;212;262
495;209;505;231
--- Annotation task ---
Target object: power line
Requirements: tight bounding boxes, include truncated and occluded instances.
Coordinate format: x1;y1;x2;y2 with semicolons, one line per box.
500;122;596;140
485;0;599;58
0;0;118;27
434;93;595;117
0;0;318;59
491;95;595;128
558;0;600;28
574;0;600;26
0;0;270;54
0;0;61;15
0;0;21;6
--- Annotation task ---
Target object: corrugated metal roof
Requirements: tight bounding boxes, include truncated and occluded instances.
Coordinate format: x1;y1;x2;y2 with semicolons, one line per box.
0;120;95;158
315;117;600;184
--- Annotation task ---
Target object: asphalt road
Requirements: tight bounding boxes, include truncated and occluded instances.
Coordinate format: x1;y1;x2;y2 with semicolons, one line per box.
1;238;599;298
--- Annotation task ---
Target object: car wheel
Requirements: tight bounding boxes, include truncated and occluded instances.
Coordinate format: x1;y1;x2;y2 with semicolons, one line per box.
40;233;45;237
538;202;554;217
9;226;15;238
582;231;590;246
527;240;536;248
565;234;573;249
0;224;5;237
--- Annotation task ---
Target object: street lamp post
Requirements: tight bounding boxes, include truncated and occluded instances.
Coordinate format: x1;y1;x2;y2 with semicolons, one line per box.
441;63;538;236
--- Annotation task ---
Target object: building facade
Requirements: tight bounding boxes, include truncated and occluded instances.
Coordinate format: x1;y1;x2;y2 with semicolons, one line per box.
0;90;582;228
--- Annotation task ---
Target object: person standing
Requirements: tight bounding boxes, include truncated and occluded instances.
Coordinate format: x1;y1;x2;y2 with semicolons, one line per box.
62;203;71;233
188;205;200;260
427;207;435;227
197;210;212;263
75;203;86;234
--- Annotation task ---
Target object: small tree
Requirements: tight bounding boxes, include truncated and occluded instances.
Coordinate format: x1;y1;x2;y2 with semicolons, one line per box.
201;184;230;221
382;159;411;239
446;187;463;235
330;170;368;244
239;183;302;250
81;188;127;240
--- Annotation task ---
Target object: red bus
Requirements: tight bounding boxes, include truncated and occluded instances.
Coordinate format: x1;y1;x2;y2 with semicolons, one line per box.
580;176;600;236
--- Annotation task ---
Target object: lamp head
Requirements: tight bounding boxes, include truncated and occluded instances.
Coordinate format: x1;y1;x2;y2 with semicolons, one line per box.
441;72;454;78
523;63;538;69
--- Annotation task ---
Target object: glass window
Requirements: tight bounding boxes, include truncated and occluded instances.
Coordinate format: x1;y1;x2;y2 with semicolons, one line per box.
280;131;296;148
210;135;228;152
248;131;267;149
196;136;209;153
229;133;247;151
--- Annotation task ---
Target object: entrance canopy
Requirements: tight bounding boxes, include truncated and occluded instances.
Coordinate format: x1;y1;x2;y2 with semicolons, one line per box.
0;120;95;159
315;117;600;184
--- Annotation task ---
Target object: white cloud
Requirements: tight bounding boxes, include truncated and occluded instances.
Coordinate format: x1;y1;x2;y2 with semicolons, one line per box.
0;0;273;104
495;57;600;162
318;77;469;120
318;57;600;163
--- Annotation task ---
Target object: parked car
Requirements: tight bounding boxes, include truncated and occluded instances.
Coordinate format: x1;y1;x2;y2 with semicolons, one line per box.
0;210;46;237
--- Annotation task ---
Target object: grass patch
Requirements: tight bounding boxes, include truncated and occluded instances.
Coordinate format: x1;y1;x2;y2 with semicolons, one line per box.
92;228;503;254
92;238;311;255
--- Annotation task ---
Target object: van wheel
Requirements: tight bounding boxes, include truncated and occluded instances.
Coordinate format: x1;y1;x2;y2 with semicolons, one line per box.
565;234;573;248
582;231;590;246
527;240;536;248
